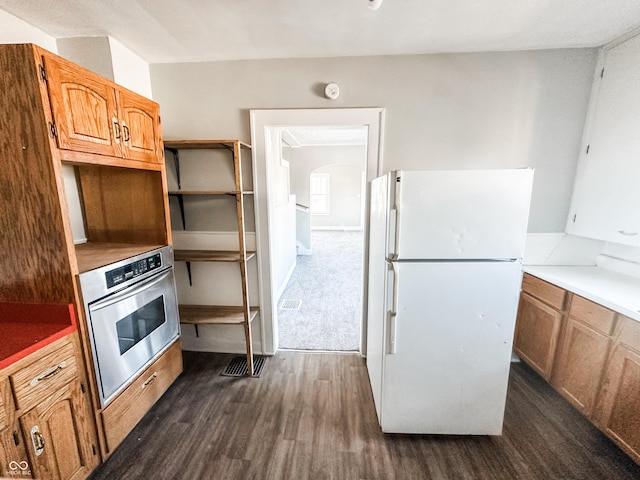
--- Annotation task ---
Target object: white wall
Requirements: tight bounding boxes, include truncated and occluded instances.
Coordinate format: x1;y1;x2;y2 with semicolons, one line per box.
56;36;152;98
109;37;153;98
287;145;366;230
0;9;56;51
310;164;364;229
150;49;597;233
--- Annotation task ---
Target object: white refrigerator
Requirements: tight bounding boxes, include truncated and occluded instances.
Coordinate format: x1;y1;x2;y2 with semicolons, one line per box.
366;169;534;435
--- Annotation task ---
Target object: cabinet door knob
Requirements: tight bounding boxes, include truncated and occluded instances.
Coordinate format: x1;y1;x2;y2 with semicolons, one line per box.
122;122;131;143
112;117;121;142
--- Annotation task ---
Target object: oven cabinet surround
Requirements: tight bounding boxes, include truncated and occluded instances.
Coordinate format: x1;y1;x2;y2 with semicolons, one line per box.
567;32;640;246
0;43;178;470
514;273;640;463
0;333;99;480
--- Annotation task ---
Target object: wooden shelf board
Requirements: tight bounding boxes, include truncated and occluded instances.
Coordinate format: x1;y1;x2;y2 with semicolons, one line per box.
75;242;165;273
164;140;251;150
178;305;259;325
173;250;256;262
168;190;240;195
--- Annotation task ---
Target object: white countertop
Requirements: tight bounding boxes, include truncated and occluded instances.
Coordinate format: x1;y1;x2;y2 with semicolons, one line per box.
524;265;640;322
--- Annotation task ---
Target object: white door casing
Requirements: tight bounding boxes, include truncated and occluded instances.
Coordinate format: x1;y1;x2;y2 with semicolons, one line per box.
250;108;385;355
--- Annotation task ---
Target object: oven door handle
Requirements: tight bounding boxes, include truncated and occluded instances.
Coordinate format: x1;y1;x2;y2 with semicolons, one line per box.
89;269;173;312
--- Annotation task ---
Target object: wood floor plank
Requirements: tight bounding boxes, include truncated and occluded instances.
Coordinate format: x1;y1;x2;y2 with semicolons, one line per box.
88;351;640;480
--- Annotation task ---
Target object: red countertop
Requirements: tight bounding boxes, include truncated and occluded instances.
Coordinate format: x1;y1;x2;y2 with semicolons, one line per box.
0;302;77;370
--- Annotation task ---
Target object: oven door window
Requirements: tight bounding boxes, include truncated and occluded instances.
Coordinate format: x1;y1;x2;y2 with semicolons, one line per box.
116;296;166;354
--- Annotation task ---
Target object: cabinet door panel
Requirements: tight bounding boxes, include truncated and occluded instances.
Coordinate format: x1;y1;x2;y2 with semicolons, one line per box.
21;381;97;480
553;318;611;416
0;421;32;478
598;344;640;463
514;293;563;380
44;54;121;158
567;35;640;245
118;90;160;163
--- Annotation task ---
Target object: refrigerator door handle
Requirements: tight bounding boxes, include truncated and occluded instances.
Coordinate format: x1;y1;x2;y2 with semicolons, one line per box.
388;208;397;259
387;262;399;354
388;312;397;354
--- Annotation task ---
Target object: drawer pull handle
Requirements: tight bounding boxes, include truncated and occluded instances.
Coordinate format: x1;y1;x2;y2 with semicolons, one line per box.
30;361;67;387
142;372;157;388
618;230;638;236
30;426;45;456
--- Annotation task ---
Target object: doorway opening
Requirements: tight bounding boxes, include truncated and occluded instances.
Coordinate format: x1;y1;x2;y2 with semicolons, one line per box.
250;108;384;355
276;131;367;351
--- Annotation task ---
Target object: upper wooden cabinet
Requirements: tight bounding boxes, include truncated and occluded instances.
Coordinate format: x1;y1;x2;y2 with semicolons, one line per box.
567;33;640;246
42;50;161;164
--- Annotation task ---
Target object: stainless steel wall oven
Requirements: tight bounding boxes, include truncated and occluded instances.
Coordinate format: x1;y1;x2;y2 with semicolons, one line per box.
79;245;179;407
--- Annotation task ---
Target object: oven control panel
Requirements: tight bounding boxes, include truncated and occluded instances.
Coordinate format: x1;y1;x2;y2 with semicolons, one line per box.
106;253;162;288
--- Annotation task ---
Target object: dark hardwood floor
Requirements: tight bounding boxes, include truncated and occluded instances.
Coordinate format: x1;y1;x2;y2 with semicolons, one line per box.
89;351;640;480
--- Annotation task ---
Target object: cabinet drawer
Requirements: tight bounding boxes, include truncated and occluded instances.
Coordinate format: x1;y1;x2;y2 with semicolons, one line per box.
10;341;78;412
569;295;616;336
522;274;568;311
101;340;182;452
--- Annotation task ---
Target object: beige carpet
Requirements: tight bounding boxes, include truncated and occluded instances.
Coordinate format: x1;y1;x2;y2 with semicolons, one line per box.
277;230;363;351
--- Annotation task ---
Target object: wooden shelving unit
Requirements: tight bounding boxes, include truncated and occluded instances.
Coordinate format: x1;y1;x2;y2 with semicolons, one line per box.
164;140;257;374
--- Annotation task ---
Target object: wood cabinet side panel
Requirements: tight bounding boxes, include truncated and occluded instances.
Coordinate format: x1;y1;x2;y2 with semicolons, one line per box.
0;44;75;304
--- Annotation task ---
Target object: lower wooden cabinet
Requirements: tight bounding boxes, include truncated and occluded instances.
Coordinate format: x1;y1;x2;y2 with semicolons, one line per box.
551;295;616;417
515;273;640;466
19;380;96;480
0;334;99;480
514;292;563;380
101;340;182;453
594;316;640;463
514;274;568;380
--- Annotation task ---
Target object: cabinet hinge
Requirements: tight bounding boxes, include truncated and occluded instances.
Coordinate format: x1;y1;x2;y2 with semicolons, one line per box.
600;67;605;78
92;444;97;455
48;122;57;139
39;63;47;83
13;430;20;446
585;144;590;154
81;382;86;393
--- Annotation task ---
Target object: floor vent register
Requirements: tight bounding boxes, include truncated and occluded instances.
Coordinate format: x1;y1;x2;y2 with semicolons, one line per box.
221;355;268;377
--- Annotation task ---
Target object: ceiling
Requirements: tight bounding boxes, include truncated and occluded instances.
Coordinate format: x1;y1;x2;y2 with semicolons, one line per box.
2;1;640;64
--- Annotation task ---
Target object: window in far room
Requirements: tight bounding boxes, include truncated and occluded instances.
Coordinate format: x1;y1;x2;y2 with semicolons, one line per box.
310;173;330;215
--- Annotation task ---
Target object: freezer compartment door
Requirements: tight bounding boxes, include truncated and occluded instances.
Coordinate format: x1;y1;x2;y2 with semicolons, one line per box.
380;260;522;434
394;169;533;259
